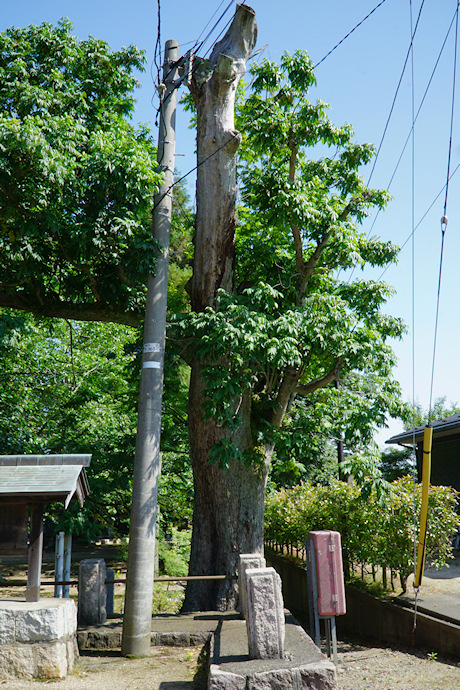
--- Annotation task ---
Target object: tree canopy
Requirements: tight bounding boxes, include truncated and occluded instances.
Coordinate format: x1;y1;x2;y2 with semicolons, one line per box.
0;19;161;326
176;51;406;470
177;29;407;610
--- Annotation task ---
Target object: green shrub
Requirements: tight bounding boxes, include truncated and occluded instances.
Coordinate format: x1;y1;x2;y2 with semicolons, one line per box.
158;527;191;577
265;478;459;592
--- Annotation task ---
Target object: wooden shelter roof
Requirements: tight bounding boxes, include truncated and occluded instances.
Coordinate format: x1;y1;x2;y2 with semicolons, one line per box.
0;455;91;508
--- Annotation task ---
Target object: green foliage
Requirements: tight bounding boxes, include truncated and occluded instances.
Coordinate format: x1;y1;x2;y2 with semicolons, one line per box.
158;453;193;528
0;19;161;323
158;527;191;577
402;396;460;429
151;583;185;614
341;444;394;504
379;446;415;482
0;311;138;536
0;307;193;539
173;49;406;472
265;477;459;591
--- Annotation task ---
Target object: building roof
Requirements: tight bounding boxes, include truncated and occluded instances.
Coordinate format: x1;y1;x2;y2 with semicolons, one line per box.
386;413;460;446
0;455;91;508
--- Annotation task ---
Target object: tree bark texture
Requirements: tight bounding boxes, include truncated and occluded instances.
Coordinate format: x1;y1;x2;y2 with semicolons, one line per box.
189;4;257;312
183;367;269;612
183;5;258;611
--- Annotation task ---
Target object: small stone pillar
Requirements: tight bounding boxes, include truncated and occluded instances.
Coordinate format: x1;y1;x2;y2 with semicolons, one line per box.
106;568;114;617
245;566;285;659
238;553;266;620
78;559;106;626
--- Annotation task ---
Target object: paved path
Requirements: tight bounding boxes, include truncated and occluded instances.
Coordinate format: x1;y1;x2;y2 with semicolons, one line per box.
397;559;460;624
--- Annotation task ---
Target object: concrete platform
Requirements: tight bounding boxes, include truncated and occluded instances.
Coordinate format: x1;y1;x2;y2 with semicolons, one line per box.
78;611;337;688
77;612;220;650
208;612;336;689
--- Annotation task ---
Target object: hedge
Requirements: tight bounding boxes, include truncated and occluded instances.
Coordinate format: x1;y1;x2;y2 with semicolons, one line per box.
264;478;459;591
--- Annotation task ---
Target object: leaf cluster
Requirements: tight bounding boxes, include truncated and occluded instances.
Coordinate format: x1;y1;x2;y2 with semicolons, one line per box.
175;49;407;466
0;20;161;324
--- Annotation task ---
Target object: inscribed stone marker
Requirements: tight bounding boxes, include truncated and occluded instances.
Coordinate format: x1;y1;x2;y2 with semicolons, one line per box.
238;553;266;620
245;566;285;659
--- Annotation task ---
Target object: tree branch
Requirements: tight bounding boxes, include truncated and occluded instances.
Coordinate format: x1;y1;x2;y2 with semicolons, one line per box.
296;203;353;305
0;291;142;327
295;357;343;396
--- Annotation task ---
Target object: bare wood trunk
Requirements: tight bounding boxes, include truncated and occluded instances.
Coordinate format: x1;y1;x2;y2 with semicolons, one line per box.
183;5;258;611
189;4;257;311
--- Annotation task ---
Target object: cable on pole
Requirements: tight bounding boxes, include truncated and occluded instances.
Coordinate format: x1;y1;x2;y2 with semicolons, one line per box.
428;0;459;421
408;0;418;635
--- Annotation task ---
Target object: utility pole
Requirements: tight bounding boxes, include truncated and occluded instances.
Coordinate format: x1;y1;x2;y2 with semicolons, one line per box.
335;379;344;481
122;39;179;657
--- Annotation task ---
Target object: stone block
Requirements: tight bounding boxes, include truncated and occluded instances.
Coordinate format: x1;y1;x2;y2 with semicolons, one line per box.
63;598;78;636
35;641;68;679
295;660;337;689
245;567;285;660
0;600;78;681
0;608;15;645
67;637;79;670
248;667;292;689
106;567;115;616
158;631;191;646
238;553;266;620
15;601;67;642
0;645;34;680
78;558;107;626
208;666;246;690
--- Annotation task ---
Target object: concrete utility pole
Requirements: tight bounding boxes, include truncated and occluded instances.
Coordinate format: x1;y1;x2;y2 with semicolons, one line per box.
122;39;179;657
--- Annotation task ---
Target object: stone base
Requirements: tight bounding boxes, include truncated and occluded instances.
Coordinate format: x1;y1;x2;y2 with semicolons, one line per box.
208;612;337;689
0;598;78;680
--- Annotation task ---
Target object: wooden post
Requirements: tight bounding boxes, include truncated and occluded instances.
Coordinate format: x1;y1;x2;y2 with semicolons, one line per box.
26;503;44;602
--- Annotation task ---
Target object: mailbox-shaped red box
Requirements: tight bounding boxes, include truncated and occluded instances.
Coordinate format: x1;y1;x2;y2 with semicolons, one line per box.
308;530;346;616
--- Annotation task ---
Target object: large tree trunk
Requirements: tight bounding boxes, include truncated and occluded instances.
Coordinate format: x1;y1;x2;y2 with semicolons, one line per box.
183;368;269;611
182;5;258;612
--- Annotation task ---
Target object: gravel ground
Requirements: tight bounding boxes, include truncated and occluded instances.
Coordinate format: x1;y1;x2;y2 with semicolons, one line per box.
336;637;460;689
0;646;202;689
1;640;459;689
2;552;460;688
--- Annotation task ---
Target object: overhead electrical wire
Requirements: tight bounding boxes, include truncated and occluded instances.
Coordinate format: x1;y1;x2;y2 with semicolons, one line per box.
362;6;458;245
428;0;460;421
367;0;426;187
342;0;427;285
153;0;397;207
377;160;460;282
313;0;390;70
409;0;418;627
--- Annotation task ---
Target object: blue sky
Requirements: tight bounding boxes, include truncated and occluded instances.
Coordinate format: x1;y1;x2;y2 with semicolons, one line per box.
3;1;460;443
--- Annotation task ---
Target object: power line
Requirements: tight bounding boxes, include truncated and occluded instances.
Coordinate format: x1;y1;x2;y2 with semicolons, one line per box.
313;0;390;70
428;0;460;421
359;6;458;243
195;0;232;45
367;0;426;187
377;161;460;281
342;0;426;284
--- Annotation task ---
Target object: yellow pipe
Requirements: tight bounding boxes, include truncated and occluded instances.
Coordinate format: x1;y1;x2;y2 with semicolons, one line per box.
414;425;433;588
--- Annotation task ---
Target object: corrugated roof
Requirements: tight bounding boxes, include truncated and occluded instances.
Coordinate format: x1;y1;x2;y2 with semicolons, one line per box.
0;455;91;507
386;413;460;446
0;454;91;467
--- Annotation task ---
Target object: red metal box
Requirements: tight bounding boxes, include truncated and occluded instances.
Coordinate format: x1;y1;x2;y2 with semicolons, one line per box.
308;530;346;616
